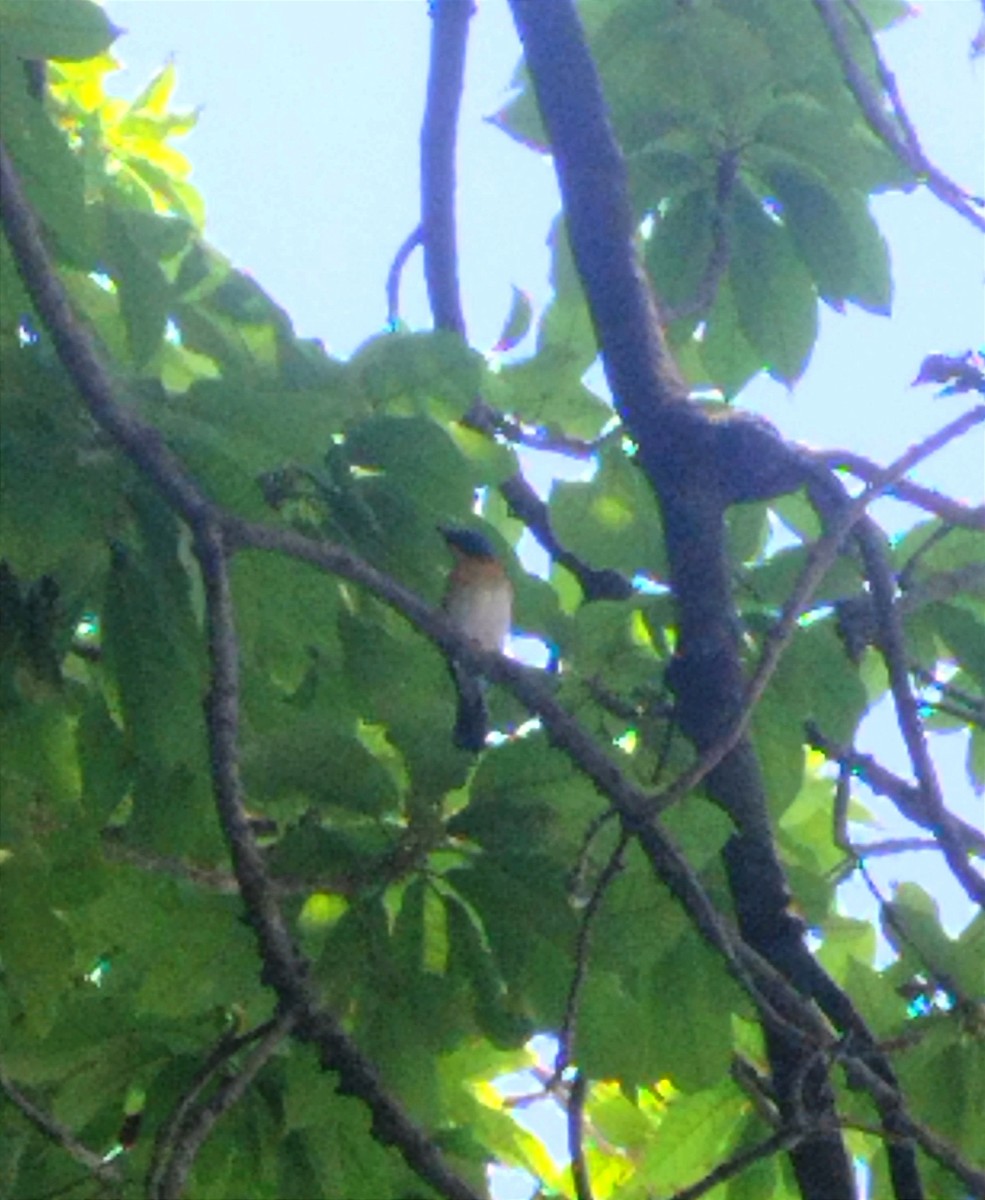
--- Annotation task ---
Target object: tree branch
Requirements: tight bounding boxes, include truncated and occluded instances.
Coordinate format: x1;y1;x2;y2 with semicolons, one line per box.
807;724;985;858
567;1071;595;1200
650;405;985;821
148;1015;293;1200
661;145;738;326
501;5;949;1196
555;833;629;1080
851;524;984;907
386;223;422;328
812;0;985;232
507;0;689;433
420;0;474;333
666;1128;803;1200
817;448;985;530
0;1066;120;1185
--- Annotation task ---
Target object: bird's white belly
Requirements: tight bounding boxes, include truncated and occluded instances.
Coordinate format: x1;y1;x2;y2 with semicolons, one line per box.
446;584;511;653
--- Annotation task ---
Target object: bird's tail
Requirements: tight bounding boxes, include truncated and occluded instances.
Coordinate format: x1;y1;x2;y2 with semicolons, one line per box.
449;659;488;753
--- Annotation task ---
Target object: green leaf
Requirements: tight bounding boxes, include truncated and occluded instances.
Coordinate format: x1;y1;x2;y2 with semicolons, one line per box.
0;47;92;267
101;515;208;774
550;445;666;579
496;343;611;440
724;1115;786;1199
640;1080;745;1192
761;164;890;311
569;599;663;693
0;353;122;578
492;284;534;353
245;718;399;817
727;502;769;566
645;187;715;308
894;523;984;576
344;414;476;517
443;889;532;1047
753;92;908;193
101;205;173;367
752;685;807;817
743;542;863;609
579;969;652;1085
925;602;985;687
339;608;467;796
76;693;130;826
729;184;818;384
0;0;117;61
345;330;485;423
699;277;764;397
645;934;740;1092
896;1023;985;1157
0;851;74;1035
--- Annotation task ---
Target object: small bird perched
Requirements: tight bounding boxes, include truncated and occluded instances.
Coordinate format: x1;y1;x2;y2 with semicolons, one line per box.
441;526;513;752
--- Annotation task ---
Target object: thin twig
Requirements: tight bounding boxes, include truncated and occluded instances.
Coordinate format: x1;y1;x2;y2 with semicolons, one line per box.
665;1128;803;1200
466;396;598;459
806;724;985;858
151;1013;295;1200
555;832;630;1079
851;513;985;906
813;0;985;232
0;1067;121;1184
662;145;738;325
567;1071;595;1200
147;1017;287;1199
386;224;423;327
818;448;985;530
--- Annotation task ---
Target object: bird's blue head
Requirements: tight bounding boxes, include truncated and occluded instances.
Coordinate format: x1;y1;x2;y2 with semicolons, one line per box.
441;526;497;560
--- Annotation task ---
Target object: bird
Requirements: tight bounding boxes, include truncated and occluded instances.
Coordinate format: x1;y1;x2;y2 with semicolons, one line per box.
441;526;513;752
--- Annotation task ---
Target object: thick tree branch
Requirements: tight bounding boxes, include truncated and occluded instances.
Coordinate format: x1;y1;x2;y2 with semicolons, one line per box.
812;0;985;232
420;0;474;333
507;0;689;431
502;5;948;1196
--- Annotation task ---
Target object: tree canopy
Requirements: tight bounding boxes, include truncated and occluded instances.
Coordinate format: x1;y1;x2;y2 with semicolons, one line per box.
1;2;983;1199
